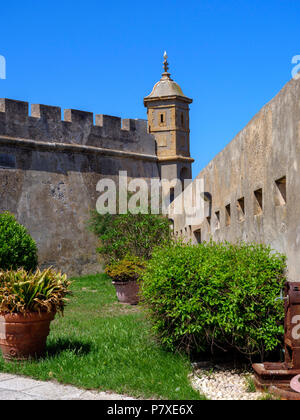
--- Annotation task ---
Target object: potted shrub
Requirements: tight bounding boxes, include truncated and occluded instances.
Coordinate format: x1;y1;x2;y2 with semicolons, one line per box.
88;209;173;263
105;256;145;305
0;267;71;361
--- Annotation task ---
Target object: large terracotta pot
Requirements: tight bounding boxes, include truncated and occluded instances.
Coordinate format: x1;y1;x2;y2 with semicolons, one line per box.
112;281;139;305
0;311;55;361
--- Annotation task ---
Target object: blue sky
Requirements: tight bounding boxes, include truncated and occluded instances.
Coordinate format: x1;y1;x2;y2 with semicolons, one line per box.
0;0;299;176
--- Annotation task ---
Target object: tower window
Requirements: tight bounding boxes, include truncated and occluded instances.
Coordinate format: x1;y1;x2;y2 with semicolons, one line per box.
254;188;263;215
275;176;286;206
159;112;167;127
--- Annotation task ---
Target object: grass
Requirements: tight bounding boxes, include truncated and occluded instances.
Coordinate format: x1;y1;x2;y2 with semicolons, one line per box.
0;274;204;400
245;375;256;393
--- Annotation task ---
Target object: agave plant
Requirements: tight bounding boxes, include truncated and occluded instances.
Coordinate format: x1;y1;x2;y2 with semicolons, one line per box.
0;268;72;314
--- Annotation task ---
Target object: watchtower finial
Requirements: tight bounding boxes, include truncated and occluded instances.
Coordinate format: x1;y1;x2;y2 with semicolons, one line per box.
163;51;170;75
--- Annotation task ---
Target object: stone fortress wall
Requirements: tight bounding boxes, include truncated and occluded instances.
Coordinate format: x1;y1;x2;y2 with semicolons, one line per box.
173;77;300;281
0;98;159;275
2;58;300;281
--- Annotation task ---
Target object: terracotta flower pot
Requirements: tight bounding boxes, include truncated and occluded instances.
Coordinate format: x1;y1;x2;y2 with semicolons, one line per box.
112;280;140;305
0;311;55;361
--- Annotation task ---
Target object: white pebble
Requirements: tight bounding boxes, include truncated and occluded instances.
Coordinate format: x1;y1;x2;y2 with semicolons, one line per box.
190;367;265;400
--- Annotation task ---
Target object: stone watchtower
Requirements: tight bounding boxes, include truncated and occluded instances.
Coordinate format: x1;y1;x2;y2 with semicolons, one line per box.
144;52;194;186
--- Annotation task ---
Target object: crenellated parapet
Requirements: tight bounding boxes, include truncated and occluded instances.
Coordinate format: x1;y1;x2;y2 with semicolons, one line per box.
0;98;155;156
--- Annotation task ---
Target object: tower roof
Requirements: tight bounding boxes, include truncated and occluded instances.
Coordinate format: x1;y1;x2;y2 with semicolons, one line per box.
144;52;192;104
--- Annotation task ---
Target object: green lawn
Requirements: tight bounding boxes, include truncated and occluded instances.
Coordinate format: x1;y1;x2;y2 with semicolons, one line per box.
0;274;204;400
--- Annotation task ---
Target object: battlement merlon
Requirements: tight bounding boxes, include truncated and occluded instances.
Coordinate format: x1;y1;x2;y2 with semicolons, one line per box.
31;103;61;121
0;99;155;155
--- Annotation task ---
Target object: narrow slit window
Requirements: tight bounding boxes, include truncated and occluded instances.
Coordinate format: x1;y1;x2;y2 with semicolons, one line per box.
215;211;220;230
275;176;286;206
160;113;164;123
194;229;201;244
225;204;231;226
237;197;245;222
254;188;263;215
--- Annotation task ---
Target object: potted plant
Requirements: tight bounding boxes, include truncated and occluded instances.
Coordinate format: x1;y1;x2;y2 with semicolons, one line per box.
0;267;71;361
105;256;145;305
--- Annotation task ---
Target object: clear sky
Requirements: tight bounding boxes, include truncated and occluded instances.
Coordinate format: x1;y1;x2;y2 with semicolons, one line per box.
0;0;299;176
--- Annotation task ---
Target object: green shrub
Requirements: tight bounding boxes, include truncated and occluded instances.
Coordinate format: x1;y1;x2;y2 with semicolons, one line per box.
88;210;172;263
0;212;38;271
0;267;72;314
141;242;286;359
105;255;146;282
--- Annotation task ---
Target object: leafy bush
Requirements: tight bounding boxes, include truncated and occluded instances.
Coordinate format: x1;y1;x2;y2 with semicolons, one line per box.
88;210;172;263
0;212;38;271
0;268;72;314
141;242;286;359
105;255;146;282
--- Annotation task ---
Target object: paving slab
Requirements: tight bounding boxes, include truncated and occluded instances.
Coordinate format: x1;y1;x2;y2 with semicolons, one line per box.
0;373;136;400
25;382;85;400
0;389;40;400
0;376;46;391
0;374;16;382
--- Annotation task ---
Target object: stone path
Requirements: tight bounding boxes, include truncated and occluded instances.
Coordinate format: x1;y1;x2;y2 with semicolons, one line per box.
0;373;135;400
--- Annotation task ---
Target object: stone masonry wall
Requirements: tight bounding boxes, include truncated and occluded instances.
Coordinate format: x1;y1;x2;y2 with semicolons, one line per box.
0;99;159;276
173;77;300;281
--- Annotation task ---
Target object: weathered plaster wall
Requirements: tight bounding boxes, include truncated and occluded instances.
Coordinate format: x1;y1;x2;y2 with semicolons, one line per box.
173;78;300;281
0;99;159;276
